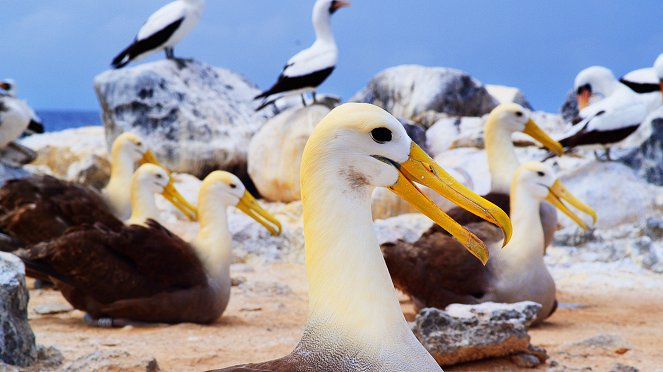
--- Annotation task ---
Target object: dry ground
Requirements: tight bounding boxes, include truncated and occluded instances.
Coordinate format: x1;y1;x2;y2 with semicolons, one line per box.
28;262;663;371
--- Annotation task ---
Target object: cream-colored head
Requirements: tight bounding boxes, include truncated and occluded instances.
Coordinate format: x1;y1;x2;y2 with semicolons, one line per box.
111;132;152;164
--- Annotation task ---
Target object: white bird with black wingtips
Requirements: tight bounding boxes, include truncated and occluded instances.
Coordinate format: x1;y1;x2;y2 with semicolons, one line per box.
254;0;350;111
0;80;44;135
111;0;204;69
620;53;663;100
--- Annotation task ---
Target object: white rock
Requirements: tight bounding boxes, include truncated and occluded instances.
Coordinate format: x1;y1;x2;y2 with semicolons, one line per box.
485;84;533;109
248;105;330;202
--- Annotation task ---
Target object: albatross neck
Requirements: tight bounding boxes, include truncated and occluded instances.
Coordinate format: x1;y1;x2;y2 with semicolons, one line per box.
498;186;545;268
485;120;520;194
102;147;136;219
126;181;161;226
301;171;408;343
192;190;232;280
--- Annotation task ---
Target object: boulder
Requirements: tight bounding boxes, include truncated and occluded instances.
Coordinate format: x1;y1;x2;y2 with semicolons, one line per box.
485;84;533;110
248;105;330;202
0;252;37;367
622;117;663;186
351;65;498;120
64;350;160;372
0;164;30;188
95;60;269;181
21;126;110;189
413;301;544;366
560;89;579;123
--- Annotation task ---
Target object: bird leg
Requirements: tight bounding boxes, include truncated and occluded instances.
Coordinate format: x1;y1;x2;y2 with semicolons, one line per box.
593;148;613;162
164;47;175;59
301;94;308;107
312;91;318;103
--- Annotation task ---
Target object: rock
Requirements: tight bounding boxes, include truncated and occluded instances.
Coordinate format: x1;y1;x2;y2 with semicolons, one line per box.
610;363;639;372
622;117;663;186
247;104;330;202
485;84;533;110
645;217;663;239
95;60;269;181
351;65;498;120
559;334;632;357
0;163;30;187
510;353;540;368
413;301;542;366
33;303;74;315
64;350;160;372
21;126;110;189
560;89;578;123
401;119;429;152
0;252;37;367
373;213;434;244
0;142;37;167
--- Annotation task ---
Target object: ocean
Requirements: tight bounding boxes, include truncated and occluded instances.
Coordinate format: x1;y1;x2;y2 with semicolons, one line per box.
35;110;102;132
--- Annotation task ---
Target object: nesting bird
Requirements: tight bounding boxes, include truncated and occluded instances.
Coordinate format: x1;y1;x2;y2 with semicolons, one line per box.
111;0;204;69
619;53;663;96
213;103;511;371
382;162;596;324
254;0;349;111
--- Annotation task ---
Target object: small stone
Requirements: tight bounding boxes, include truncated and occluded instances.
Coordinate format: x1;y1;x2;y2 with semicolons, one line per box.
34;303;74;315
511;353;541;368
645;217;663;240
230;276;247;287
64;350;160;372
609;363;639;372
560;334;632;357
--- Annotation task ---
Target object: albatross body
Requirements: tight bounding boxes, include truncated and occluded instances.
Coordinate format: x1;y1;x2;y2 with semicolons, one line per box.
214;103;511;371
254;0;349;110
382;162;596;324
111;0;204;69
16;169;280;326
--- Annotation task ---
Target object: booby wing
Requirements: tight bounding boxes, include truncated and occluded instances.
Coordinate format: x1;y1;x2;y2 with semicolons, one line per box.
620;67;660;94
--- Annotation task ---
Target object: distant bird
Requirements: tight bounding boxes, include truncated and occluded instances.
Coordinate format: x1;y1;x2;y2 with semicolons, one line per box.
442;103;563;249
254;0;349;111
16;169;273;326
560;66;651;159
0;80;44;135
111;0;204;69
619;53;663;96
211;103;511;371
382;162;596;325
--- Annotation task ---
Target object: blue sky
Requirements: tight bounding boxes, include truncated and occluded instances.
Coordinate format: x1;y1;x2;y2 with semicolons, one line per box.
2;1;663;112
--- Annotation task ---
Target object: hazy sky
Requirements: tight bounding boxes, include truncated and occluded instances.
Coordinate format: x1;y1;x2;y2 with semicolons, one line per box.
2;1;663;112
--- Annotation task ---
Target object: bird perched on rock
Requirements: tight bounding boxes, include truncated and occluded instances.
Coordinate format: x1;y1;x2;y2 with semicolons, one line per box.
620;53;663;98
211;103;511;371
0;80;44;137
254;0;349;111
111;0;204;69
382;162;596;324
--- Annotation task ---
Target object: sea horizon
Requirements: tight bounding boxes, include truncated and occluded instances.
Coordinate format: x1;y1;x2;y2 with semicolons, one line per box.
35;109;102;132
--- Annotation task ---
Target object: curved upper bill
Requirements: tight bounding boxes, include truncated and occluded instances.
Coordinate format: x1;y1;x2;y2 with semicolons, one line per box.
523;119;564;156
545;179;597;231
385;143;512;265
162;178;199;221
237;191;282;236
139;150;170;172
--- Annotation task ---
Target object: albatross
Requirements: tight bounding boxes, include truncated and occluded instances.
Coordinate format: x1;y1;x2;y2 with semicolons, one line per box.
16;168;280;326
212;103;511;371
111;0;204;69
382;162;596;324
254;0;349;111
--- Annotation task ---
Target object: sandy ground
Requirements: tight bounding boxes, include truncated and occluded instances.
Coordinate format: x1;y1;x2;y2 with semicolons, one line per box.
27;262;663;371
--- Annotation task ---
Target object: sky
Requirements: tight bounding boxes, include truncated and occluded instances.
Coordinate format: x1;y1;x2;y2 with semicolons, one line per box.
2;1;663;112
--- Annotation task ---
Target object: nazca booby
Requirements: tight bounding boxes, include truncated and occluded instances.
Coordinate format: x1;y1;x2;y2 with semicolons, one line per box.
382;162;596;324
17;168;281;326
0;133;194;247
619;53;663;96
0;80;44;147
111;0;204;69
212;103;511;371
254;0;349;111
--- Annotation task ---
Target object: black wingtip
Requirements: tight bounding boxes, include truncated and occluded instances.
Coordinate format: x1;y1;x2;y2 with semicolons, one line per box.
27;119;44;134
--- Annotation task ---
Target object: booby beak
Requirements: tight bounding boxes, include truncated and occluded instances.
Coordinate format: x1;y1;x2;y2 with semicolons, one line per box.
237;191;282;236
523;119;564;156
162;179;199;221
331;0;351;11
577;89;591;111
139;150;170;172
545;179;597;231
384;143;512;265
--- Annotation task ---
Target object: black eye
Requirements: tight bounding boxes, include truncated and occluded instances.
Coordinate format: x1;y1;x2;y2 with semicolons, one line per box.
136;142;142;146
537;171;545;177
515;111;523;117
156;174;163;179
371;128;392;144
230;183;237;189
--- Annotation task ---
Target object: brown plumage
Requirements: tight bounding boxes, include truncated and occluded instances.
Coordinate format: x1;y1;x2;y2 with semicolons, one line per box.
17;220;225;324
0;175;123;246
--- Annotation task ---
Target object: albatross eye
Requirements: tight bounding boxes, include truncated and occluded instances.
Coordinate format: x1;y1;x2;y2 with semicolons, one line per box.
537;171;545;177
371;128;392;144
229;183;237;189
515;111;523;117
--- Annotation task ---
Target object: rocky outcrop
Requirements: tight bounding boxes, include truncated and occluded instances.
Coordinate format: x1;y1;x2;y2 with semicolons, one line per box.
64;350;160;371
351;65;498;121
413;301;545;367
0;252;37;367
560;89;579;123
485;84;533;110
248;105;330;202
95;60;269;181
622;117;663;185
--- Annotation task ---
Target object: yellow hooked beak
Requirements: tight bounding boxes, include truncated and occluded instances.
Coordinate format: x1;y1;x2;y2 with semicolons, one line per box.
385;143;512;265
545;179;597;231
139;150;169;172
523;119;564;156
237;191;282;236
162;178;199;221
577;90;591;111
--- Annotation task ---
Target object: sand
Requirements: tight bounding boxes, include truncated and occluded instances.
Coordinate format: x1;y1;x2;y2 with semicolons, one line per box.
26;261;663;371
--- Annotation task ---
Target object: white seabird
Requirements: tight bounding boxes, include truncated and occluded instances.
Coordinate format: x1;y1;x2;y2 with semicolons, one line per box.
0;80;44;137
254;0;349;111
620;53;663;97
111;0;204;69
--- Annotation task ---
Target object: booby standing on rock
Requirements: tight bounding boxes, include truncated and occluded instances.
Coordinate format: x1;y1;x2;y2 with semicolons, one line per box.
254;0;349;111
382;162;596;324
213;103;511;371
17;169;274;326
619;53;663;96
443;103;563;249
111;0;204;69
0;80;44;138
